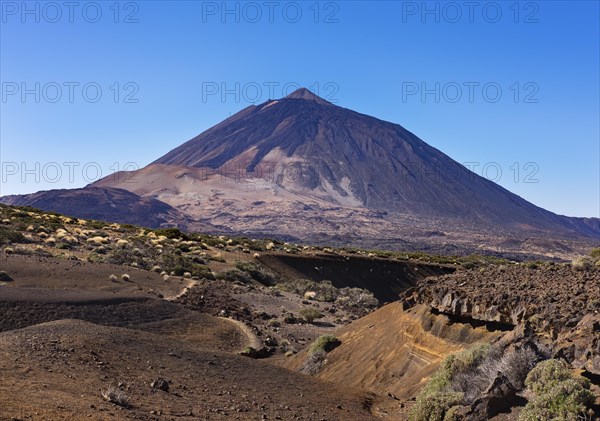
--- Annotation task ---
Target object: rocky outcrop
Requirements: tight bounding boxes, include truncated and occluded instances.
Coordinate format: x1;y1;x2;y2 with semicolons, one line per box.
470;373;519;420
402;264;600;375
403;285;523;328
404;264;599;333
555;314;600;375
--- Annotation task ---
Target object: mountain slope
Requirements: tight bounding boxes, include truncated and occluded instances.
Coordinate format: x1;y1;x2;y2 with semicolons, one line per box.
150;88;597;239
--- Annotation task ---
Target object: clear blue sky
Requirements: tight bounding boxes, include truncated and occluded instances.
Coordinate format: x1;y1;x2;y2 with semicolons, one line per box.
1;1;598;217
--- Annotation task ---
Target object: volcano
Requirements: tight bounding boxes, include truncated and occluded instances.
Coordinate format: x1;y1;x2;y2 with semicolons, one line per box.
3;88;598;256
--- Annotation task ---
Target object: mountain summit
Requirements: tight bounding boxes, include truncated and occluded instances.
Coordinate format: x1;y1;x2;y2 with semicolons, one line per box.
284;87;333;105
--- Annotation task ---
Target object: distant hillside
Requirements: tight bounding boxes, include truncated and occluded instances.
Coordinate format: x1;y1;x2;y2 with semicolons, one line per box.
0;187;186;228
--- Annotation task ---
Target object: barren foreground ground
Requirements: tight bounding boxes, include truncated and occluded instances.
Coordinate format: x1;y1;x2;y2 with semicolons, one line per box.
1;320;376;420
1;205;599;420
0;253;380;420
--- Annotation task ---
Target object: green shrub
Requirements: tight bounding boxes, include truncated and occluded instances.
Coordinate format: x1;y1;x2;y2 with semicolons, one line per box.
161;253;214;279
409;344;491;421
520;380;594;421
278;279;379;309
308;334;341;354
442;405;466;421
524;359;575;395
105;247;147;268
300;335;341;375
0;227;26;245
215;269;252;284
87;220;109;229
590;248;600;259
336;286;379;309
283;315;298;324
451;343;540;402
153;227;188;240
234;261;276;285
192;264;214;279
10;210;32;218
520;360;594;421
429;344;491;396
299;308;324;323
409;392;465;421
202;237;225;247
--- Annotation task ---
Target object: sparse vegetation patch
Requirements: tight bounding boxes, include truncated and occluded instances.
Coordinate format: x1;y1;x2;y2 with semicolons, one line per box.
519;359;594;421
409;342;545;421
101;385;129;407
299;308;324;323
308;334;341;354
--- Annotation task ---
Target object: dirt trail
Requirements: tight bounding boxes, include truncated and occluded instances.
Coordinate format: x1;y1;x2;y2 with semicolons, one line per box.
164;279;199;301
219;317;262;350
165;281;261;351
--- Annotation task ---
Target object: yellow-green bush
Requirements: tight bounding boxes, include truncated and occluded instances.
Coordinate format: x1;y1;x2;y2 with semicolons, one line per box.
308;334;340;354
299;308;324;323
519;359;594;421
409;343;490;421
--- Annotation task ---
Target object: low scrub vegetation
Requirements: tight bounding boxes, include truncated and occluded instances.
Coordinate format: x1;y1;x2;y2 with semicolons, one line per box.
519;359;594;421
277;279;379;311
409;342;544;421
572;256;594;271
451;343;539;401
215;269;253;284
0;227;26;245
101;385;129;407
153;227;188;240
309;334;341;354
301;335;341;375
234;260;277;285
300;350;327;375
299;308;324;323
409;344;489;420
